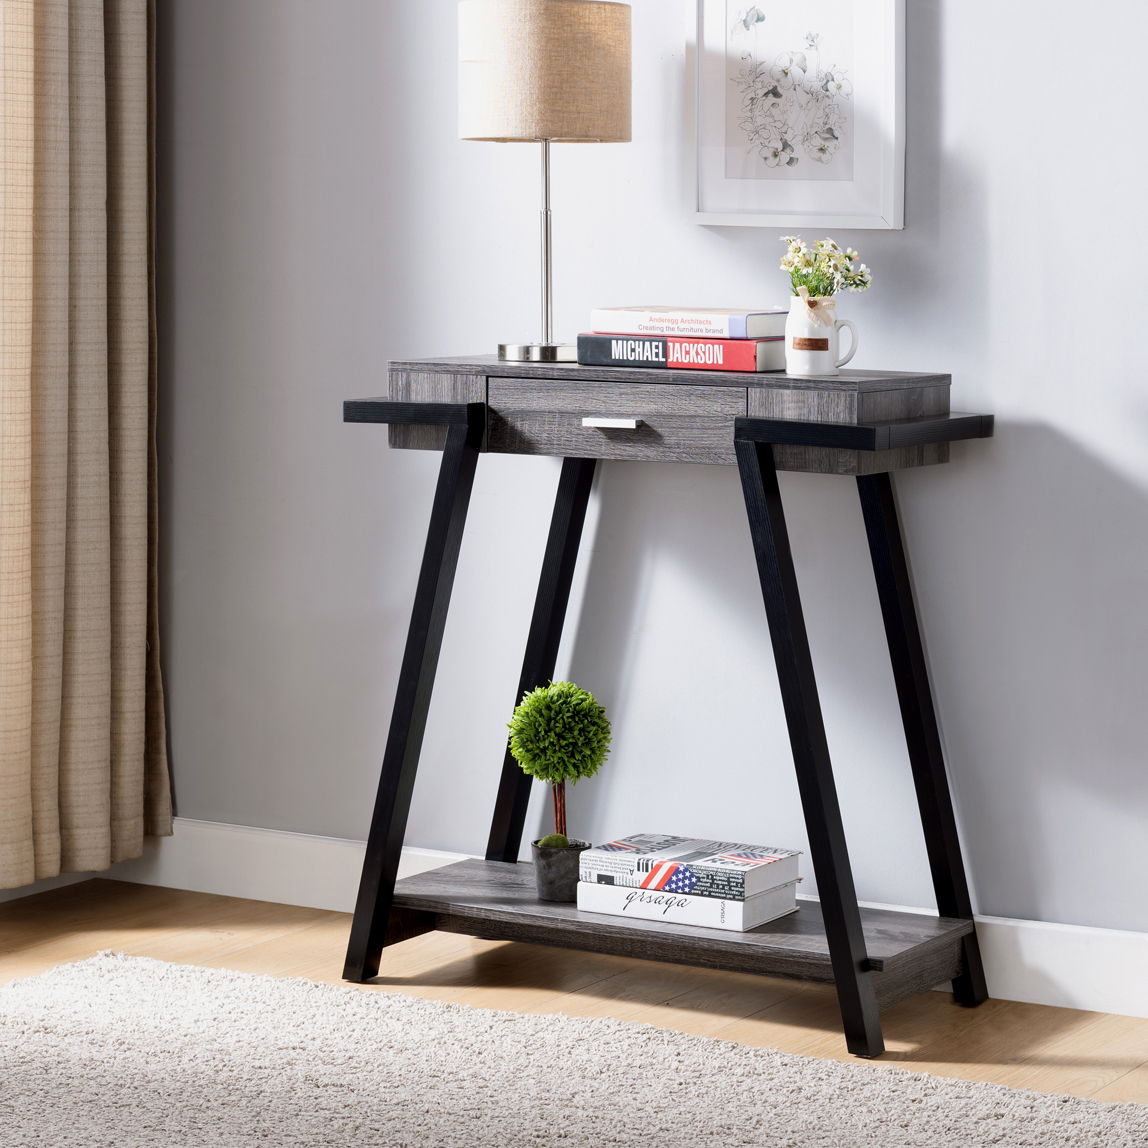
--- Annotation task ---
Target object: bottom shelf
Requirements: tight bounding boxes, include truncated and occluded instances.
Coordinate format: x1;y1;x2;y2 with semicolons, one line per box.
390;859;974;1006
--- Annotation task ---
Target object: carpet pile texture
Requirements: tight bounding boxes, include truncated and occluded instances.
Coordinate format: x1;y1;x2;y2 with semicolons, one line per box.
1;953;1146;1146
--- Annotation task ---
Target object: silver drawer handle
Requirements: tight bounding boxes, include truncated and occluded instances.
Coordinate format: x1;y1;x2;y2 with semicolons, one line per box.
582;416;643;430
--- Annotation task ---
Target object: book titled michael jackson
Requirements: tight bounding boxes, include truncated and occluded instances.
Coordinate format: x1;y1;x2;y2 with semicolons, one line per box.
577;333;785;373
579;834;802;901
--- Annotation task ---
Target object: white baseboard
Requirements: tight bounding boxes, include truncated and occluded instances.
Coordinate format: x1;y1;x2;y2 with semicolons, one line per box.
99;818;1148;1020
969;913;1148;1019
107;817;465;913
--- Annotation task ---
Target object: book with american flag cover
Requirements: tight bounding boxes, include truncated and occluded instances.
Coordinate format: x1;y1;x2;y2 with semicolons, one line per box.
579;834;801;901
576;878;799;932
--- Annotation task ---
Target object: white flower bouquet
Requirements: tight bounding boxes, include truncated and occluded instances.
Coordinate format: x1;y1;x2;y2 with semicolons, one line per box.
780;236;872;299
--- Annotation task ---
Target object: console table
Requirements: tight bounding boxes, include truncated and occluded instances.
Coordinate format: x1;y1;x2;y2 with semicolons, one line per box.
342;355;993;1058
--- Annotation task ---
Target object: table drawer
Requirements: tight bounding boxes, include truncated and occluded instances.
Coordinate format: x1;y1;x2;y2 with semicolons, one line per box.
486;378;746;465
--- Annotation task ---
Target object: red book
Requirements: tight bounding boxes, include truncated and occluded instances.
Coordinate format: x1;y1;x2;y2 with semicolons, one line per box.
576;333;785;373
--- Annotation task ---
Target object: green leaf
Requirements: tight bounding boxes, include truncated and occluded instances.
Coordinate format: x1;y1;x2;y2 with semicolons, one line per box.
507;681;612;785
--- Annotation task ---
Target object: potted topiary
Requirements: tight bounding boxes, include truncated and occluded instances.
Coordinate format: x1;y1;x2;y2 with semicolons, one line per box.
508;681;611;902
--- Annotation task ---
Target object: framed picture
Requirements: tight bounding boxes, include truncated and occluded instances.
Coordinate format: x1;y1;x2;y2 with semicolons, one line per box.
692;0;905;229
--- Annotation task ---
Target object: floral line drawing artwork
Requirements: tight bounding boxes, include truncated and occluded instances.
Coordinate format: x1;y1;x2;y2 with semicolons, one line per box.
734;4;765;31
730;15;853;171
697;0;905;227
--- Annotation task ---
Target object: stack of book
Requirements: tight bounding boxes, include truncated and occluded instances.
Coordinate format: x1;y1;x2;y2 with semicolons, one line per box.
577;306;788;373
576;833;802;932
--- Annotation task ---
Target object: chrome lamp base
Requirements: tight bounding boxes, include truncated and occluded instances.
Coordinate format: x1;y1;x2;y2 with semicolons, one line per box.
498;342;577;363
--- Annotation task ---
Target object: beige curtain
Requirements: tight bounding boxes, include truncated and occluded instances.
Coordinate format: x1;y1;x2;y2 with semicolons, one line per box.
0;0;171;890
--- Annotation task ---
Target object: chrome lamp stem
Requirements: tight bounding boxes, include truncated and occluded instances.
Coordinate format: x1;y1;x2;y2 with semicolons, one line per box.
498;138;575;362
540;138;553;347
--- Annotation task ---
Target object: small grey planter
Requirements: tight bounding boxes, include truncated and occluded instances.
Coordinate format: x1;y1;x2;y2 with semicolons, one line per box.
531;838;590;903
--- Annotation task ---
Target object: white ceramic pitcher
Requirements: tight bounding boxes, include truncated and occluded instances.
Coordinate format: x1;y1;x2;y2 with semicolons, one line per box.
784;290;858;376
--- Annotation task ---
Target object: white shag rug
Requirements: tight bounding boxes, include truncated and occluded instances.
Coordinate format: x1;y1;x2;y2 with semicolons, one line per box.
1;953;1146;1147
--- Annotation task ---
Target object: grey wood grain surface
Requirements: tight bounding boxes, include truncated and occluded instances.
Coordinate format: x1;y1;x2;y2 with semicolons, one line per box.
390;860;972;987
875;937;964;1007
747;386;950;475
749;385;950;424
391;357;951;394
381;360;966;473
487;378;747;465
387;370;486;451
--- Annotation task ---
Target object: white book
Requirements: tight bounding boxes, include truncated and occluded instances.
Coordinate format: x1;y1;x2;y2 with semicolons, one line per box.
580;834;802;900
576;879;799;932
590;306;788;340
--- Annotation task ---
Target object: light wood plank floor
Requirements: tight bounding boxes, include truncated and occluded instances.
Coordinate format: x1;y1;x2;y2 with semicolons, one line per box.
2;879;1146;1104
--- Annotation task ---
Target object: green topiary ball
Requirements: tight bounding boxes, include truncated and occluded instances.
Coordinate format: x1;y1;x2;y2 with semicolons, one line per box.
508;681;611;785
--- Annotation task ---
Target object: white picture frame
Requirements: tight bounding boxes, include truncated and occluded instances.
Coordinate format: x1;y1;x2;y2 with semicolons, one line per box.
692;0;905;230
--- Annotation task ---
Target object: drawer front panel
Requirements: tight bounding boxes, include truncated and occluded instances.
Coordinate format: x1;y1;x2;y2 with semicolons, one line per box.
487;378;746;465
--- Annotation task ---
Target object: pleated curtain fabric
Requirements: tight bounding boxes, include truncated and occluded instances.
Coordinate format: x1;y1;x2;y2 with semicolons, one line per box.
0;0;171;890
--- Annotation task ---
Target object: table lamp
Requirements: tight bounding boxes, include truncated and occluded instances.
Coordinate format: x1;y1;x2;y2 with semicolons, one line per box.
459;0;632;362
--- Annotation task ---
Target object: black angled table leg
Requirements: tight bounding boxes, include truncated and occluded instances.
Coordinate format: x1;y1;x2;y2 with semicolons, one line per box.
856;472;989;1007
736;439;885;1058
486;457;598;862
343;408;484;983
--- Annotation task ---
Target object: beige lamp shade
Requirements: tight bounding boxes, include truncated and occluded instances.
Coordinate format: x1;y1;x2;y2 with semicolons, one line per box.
459;0;631;142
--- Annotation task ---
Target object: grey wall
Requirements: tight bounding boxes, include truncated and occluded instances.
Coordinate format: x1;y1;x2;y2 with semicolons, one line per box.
158;0;1148;933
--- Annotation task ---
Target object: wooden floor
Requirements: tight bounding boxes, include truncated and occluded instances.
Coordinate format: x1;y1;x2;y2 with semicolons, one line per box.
2;879;1147;1104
